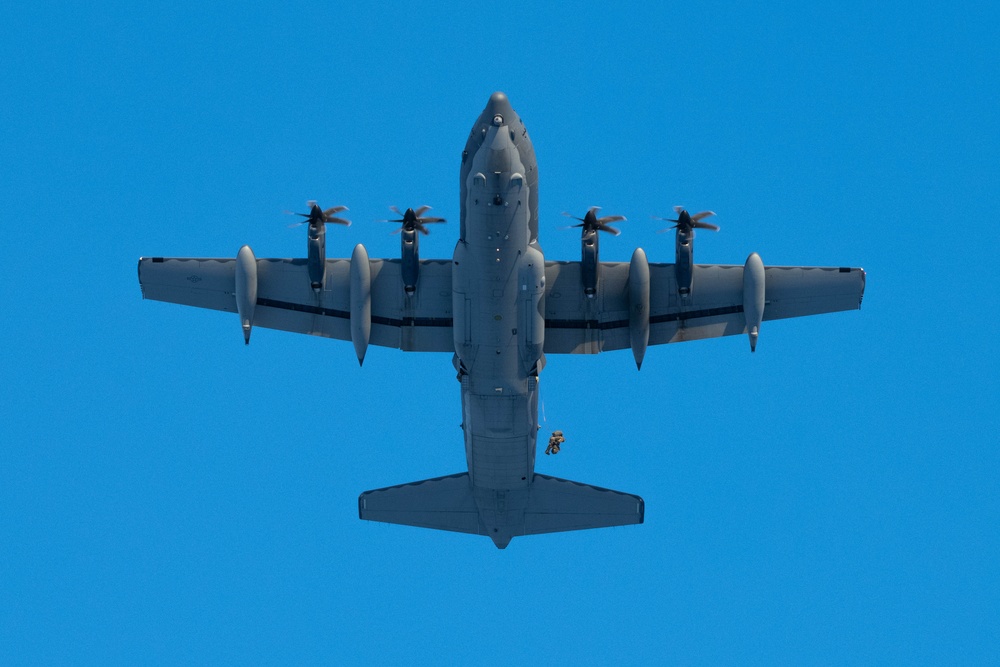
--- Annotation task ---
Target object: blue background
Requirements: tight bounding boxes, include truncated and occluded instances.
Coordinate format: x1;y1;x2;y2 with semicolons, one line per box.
2;1;997;663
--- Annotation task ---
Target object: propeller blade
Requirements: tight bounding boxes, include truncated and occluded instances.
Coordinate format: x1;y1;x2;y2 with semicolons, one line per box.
383;205;445;235
690;210;716;222
327;217;351;226
692;221;720;232
565;208;623;234
673;205;685;214
323;205;348;216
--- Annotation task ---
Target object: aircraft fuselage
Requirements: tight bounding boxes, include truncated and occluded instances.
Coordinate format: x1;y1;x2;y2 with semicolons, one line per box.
452;93;544;494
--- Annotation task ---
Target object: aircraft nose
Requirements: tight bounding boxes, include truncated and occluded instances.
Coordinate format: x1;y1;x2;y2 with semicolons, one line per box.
484;91;514;126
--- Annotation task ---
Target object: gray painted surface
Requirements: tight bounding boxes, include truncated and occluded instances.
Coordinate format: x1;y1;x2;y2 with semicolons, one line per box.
138;92;865;548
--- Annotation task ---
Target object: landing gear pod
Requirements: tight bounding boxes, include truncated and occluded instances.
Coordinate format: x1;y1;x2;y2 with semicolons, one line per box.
350;243;372;365
628;247;650;370
519;244;546;375
743;252;765;352
235;245;257;345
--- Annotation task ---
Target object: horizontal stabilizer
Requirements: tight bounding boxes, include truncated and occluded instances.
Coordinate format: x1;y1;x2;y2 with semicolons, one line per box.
359;473;480;535
523;473;644;536
358;472;643;548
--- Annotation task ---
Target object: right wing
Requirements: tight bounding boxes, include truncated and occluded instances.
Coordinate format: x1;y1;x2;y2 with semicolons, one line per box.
137;256;454;352
543;260;865;354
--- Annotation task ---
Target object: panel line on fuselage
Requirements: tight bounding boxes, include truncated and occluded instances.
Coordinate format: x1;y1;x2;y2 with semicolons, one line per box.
453;107;540;497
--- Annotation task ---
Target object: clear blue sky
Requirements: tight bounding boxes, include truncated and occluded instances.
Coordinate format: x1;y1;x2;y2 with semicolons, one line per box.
2;1;998;664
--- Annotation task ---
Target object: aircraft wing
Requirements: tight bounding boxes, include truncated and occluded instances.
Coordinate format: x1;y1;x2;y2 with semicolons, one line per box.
139;255;864;355
137;256;454;352
543;261;866;354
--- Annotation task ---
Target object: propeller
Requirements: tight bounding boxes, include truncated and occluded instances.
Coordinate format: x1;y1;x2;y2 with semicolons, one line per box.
654;206;719;233
561;206;626;236
287;200;351;228
380;205;446;236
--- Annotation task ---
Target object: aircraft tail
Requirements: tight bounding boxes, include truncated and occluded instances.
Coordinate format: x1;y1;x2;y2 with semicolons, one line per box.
358;473;644;548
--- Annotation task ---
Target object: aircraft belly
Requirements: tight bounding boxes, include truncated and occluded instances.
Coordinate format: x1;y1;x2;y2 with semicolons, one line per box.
460;251;536;489
453;116;542;492
460;360;539;485
457;245;538;486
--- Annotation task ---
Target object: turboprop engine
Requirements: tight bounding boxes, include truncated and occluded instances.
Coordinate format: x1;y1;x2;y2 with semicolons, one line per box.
656;206;718;297
562;206;625;297
288;201;350;291
380;206;446;295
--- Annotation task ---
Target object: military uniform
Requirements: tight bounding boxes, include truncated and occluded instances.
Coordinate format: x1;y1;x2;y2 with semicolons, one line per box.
545;430;565;455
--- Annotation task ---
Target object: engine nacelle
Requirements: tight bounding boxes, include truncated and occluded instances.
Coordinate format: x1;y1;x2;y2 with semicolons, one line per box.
675;226;694;296
401;227;419;294
307;222;326;291
581;229;600;297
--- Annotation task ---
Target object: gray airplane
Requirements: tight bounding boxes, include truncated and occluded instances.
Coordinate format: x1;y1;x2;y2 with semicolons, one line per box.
138;92;865;548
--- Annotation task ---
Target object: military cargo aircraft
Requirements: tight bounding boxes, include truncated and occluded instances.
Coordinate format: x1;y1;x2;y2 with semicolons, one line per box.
138;92;865;548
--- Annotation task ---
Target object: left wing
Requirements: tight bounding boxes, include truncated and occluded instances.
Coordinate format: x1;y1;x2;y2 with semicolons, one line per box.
138;256;454;352
543;260;865;354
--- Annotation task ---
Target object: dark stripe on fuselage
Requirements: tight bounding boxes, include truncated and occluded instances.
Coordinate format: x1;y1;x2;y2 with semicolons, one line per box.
257;297;742;330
